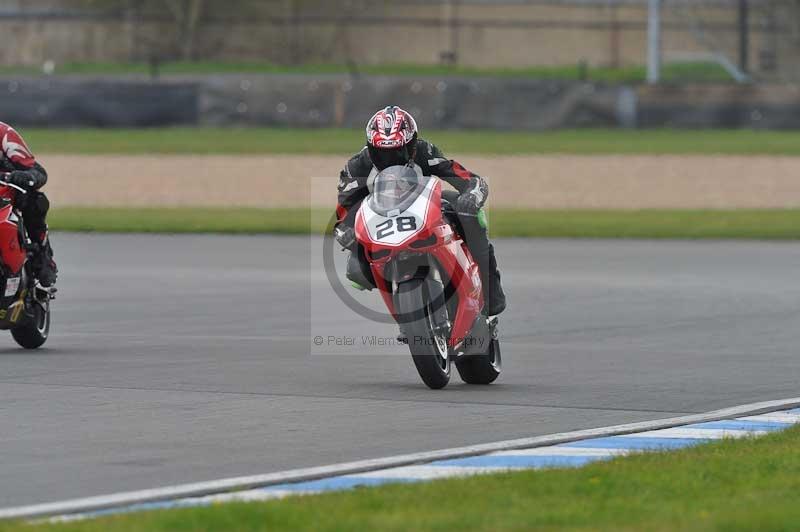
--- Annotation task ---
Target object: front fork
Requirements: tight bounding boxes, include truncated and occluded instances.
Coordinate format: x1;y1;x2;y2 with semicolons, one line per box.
426;264;451;335
392;256;451;343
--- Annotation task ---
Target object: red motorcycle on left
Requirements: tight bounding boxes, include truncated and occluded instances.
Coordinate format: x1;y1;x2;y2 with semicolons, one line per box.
0;174;55;349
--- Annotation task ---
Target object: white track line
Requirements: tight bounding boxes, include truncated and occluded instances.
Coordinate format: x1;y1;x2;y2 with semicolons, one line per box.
491;447;630;457
631;427;767;439
739;412;800;424
355;465;507;480
2;396;799;521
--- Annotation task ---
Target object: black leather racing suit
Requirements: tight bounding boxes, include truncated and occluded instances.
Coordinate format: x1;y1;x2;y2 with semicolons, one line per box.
335;138;506;315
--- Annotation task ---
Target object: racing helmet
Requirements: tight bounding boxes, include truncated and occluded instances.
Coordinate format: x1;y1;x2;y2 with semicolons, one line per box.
365;106;418;171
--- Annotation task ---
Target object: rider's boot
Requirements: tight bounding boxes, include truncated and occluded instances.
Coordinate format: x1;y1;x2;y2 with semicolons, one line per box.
476;243;506;316
456;207;506;316
346;248;376;291
21;192;57;287
31;233;58;288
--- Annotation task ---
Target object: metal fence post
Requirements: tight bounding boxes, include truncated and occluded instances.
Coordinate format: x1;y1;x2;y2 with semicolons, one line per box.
738;0;749;74
647;0;662;84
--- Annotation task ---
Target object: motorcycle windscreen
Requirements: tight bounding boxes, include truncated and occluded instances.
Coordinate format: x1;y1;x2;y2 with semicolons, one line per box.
368;165;428;217
360;178;437;246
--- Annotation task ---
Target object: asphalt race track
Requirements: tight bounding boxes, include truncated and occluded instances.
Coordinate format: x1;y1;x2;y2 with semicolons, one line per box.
1;234;799;508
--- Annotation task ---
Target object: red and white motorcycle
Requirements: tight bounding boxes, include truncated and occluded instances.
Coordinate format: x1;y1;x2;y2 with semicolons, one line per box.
0;175;54;349
354;165;501;389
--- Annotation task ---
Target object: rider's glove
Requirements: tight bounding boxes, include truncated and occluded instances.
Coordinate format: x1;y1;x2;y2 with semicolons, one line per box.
5;171;35;190
334;226;356;250
456;190;482;215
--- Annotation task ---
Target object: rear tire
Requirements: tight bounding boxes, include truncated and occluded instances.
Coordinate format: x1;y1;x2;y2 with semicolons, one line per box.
455;338;501;385
396;279;450;390
12;298;50;350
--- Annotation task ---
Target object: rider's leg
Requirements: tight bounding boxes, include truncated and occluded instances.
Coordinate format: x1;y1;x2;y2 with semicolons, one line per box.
448;191;506;316
21;191;57;287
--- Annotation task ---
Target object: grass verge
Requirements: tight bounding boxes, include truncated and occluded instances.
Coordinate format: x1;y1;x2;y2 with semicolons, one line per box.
6;426;799;531
49;208;318;235
0;60;732;83
49;207;800;240
20;128;800;157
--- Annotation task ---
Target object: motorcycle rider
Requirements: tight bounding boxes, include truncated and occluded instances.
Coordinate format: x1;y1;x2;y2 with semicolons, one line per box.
334;106;506;316
0;122;57;287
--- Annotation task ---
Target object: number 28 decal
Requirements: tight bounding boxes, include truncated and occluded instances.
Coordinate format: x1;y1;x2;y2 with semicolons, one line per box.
375;216;418;239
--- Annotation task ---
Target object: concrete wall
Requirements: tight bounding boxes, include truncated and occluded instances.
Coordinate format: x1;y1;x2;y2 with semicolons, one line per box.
2;1;798;80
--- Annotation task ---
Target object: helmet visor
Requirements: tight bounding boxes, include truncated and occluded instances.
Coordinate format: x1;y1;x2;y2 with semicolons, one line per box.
369;146;411;171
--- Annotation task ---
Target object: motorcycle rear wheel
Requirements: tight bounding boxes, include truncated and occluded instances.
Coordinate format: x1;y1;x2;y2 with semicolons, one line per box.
396;278;450;390
455;338;502;385
12;298;50;350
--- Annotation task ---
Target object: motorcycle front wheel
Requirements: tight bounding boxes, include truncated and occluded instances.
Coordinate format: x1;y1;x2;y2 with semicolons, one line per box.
396;278;450;390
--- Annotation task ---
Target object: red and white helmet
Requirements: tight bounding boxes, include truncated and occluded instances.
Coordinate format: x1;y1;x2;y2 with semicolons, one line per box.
366;106;418;170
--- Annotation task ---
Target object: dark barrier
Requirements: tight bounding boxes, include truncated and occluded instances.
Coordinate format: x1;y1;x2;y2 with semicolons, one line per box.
636;85;800;129
0;78;199;127
200;75;623;129
2;75;799;129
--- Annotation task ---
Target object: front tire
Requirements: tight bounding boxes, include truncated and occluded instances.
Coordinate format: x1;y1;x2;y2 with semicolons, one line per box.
396;279;450;390
12;298;50;349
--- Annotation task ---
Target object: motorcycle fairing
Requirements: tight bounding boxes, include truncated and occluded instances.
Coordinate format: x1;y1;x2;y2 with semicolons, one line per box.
0;204;26;275
359;176;438;247
355;177;485;350
0;268;28;329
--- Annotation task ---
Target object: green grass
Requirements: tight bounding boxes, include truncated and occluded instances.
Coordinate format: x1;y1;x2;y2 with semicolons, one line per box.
487;209;800;239
6;426;799;531
0;60;733;83
49;208;317;235
21;128;800;156
48;207;800;240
